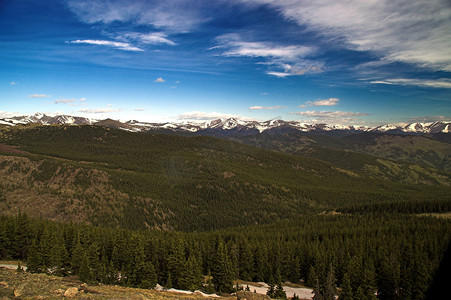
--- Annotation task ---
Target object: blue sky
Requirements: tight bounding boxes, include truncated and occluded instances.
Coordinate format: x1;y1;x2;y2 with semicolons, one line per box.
1;0;450;125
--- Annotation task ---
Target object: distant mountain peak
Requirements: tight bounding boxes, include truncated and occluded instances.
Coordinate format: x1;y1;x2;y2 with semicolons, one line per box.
1;113;449;135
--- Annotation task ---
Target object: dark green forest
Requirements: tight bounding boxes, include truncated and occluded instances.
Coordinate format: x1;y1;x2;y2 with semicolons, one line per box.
1;212;450;299
0;124;450;299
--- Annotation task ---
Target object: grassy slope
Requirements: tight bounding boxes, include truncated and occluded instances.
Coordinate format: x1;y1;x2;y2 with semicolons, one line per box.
0;267;226;299
0;125;449;231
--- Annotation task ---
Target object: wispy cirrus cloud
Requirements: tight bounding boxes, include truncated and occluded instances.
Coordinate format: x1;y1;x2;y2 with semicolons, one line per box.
213;33;324;77
370;78;451;89
28;94;50;98
247;0;451;71
67;0;208;33
55;99;77;104
249;105;283;110
120;32;176;46
67;40;143;51
299;98;339;108
55;98;86;105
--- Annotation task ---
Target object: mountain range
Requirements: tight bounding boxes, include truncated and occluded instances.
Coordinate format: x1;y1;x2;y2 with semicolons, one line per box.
1;113;449;136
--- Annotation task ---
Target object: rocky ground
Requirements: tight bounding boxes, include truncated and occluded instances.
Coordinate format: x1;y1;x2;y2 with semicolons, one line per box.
0;267;234;300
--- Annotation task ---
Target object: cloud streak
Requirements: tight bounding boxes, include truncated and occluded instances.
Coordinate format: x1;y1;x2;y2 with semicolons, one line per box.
214;33;324;77
121;32;176;46
299;98;339;107
370;78;451;89
67;0;208;33
28;94;50;98
68;40;143;51
247;0;451;71
249;105;283;110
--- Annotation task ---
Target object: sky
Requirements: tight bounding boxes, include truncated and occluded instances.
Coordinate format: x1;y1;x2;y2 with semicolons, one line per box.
0;0;450;125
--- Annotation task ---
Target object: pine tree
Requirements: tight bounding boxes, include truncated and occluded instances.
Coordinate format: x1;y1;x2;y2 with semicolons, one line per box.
78;251;95;283
212;240;234;293
274;283;287;299
26;239;42;273
166;235;186;289
203;270;215;294
323;264;336;300
307;266;318;288
338;272;353;300
50;231;69;276
13;212;31;259
239;240;254;281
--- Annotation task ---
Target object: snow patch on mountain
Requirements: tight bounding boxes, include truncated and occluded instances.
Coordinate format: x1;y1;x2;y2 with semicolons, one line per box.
1;113;449;135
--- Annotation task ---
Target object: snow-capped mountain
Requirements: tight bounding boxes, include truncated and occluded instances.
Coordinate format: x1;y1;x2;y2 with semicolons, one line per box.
0;113;95;126
0;113;449;135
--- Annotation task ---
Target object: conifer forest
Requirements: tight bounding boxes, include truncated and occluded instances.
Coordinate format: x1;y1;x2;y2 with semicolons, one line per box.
0;125;450;299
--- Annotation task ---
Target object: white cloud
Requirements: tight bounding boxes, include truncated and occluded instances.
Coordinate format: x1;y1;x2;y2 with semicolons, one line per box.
55;99;76;104
154;77;165;83
10;82;17;85
260;92;268;96
177;111;253;121
134;108;146;111
0;111;18;118
299;98;339;107
78;108;120;114
68;39;143;51
214;33;324;77
28;94;50;98
67;0;208;33
55;98;86;104
121;32;176;46
249;105;283;110
247;0;451;71
370;78;451;89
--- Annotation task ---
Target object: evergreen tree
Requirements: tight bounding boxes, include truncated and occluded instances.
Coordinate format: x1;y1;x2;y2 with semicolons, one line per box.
13;212;31;259
166;235;186;289
324;264;337;300
50;231;69;276
78;251;95;283
307;266;318;288
274;283;287;299
203;270;215;294
338;272;353;300
212;240;234;293
26;239;42;273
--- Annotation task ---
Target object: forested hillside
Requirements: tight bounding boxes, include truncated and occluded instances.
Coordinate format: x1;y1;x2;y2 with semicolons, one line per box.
231;132;451;184
1;125;449;231
0;124;450;299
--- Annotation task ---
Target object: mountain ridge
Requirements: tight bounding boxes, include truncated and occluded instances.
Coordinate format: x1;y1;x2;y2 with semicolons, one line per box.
1;113;449;135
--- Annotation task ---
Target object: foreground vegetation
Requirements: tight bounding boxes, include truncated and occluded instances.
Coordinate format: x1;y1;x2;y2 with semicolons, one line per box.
1;213;450;299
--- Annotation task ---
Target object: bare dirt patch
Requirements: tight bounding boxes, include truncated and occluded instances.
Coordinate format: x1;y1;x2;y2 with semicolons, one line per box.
0;143;28;155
